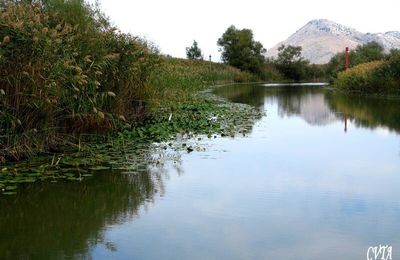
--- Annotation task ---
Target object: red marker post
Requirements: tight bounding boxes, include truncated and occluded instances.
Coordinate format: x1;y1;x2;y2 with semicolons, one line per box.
345;47;349;71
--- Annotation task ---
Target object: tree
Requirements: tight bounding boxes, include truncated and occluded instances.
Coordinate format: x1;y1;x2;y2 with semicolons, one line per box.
217;25;266;74
274;45;308;80
351;41;385;64
186;40;203;60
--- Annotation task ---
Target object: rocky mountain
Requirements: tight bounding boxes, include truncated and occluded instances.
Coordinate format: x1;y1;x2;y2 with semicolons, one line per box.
266;19;400;64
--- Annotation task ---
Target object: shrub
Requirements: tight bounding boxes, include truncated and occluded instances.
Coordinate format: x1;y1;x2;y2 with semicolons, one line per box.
333;61;386;93
326;41;385;81
333;50;400;95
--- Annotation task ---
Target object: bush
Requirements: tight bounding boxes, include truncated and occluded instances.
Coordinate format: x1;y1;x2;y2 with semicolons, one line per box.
334;61;385;93
333;49;400;95
333;62;399;94
326;41;385;81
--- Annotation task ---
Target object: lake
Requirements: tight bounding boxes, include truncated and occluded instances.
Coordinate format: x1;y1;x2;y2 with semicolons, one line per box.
1;83;399;259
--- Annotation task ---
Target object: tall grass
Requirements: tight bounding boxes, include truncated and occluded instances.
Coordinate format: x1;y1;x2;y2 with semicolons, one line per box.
0;1;159;160
147;57;257;107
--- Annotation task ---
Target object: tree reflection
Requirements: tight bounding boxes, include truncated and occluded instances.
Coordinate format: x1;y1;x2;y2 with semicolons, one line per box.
0;148;183;259
325;93;400;134
216;84;400;134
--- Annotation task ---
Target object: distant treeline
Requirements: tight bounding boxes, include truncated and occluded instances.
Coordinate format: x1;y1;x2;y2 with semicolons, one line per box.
187;26;326;82
187;27;399;89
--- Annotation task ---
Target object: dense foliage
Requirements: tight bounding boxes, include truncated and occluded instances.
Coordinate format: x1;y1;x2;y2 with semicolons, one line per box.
148;57;256;105
273;45;309;80
217;25;266;74
0;1;257;161
0;0;161;160
267;45;326;81
333;51;400;94
325;41;385;81
186;40;203;60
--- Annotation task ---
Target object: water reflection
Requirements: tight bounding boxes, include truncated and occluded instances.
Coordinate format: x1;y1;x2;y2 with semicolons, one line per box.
325;92;400;134
0;157;176;259
1;83;400;259
215;84;400;134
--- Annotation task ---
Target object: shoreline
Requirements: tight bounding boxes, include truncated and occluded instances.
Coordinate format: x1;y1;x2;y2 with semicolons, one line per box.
0;85;263;195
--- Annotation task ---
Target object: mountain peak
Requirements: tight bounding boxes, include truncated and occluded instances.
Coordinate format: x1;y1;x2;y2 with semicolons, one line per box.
266;19;400;64
306;19;336;26
298;19;359;37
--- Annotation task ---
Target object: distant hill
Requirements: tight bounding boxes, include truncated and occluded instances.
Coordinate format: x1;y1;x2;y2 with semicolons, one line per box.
266;19;400;64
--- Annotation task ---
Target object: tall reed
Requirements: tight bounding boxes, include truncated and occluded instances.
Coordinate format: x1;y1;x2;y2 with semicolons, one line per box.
0;1;159;160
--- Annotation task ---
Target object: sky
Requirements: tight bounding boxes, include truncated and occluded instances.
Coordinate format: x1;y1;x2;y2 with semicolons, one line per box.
92;0;400;61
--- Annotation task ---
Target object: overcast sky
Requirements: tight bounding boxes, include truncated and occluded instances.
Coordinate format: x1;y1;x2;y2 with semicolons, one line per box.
92;0;400;61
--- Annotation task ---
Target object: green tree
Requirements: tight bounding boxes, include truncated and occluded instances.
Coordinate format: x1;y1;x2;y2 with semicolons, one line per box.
186;40;203;60
217;25;266;74
274;45;308;80
351;41;385;64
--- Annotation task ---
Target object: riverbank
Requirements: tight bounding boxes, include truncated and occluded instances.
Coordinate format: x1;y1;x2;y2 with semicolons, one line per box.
0;1;265;194
0;1;260;163
0;87;263;195
0;54;258;161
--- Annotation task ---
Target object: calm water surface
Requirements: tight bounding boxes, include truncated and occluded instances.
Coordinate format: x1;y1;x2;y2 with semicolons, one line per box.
1;83;400;259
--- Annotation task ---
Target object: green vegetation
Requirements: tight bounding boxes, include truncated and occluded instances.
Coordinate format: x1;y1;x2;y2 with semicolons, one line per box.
326;41;386;81
333;61;385;93
124;91;263;143
186;40;203;60
273;45;309;81
215;26;325;82
217;25;266;75
0;89;263;194
0;1;257;163
0;1;159;161
330;43;400;95
266;45;326;81
147;57;256;106
0;1;264;193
